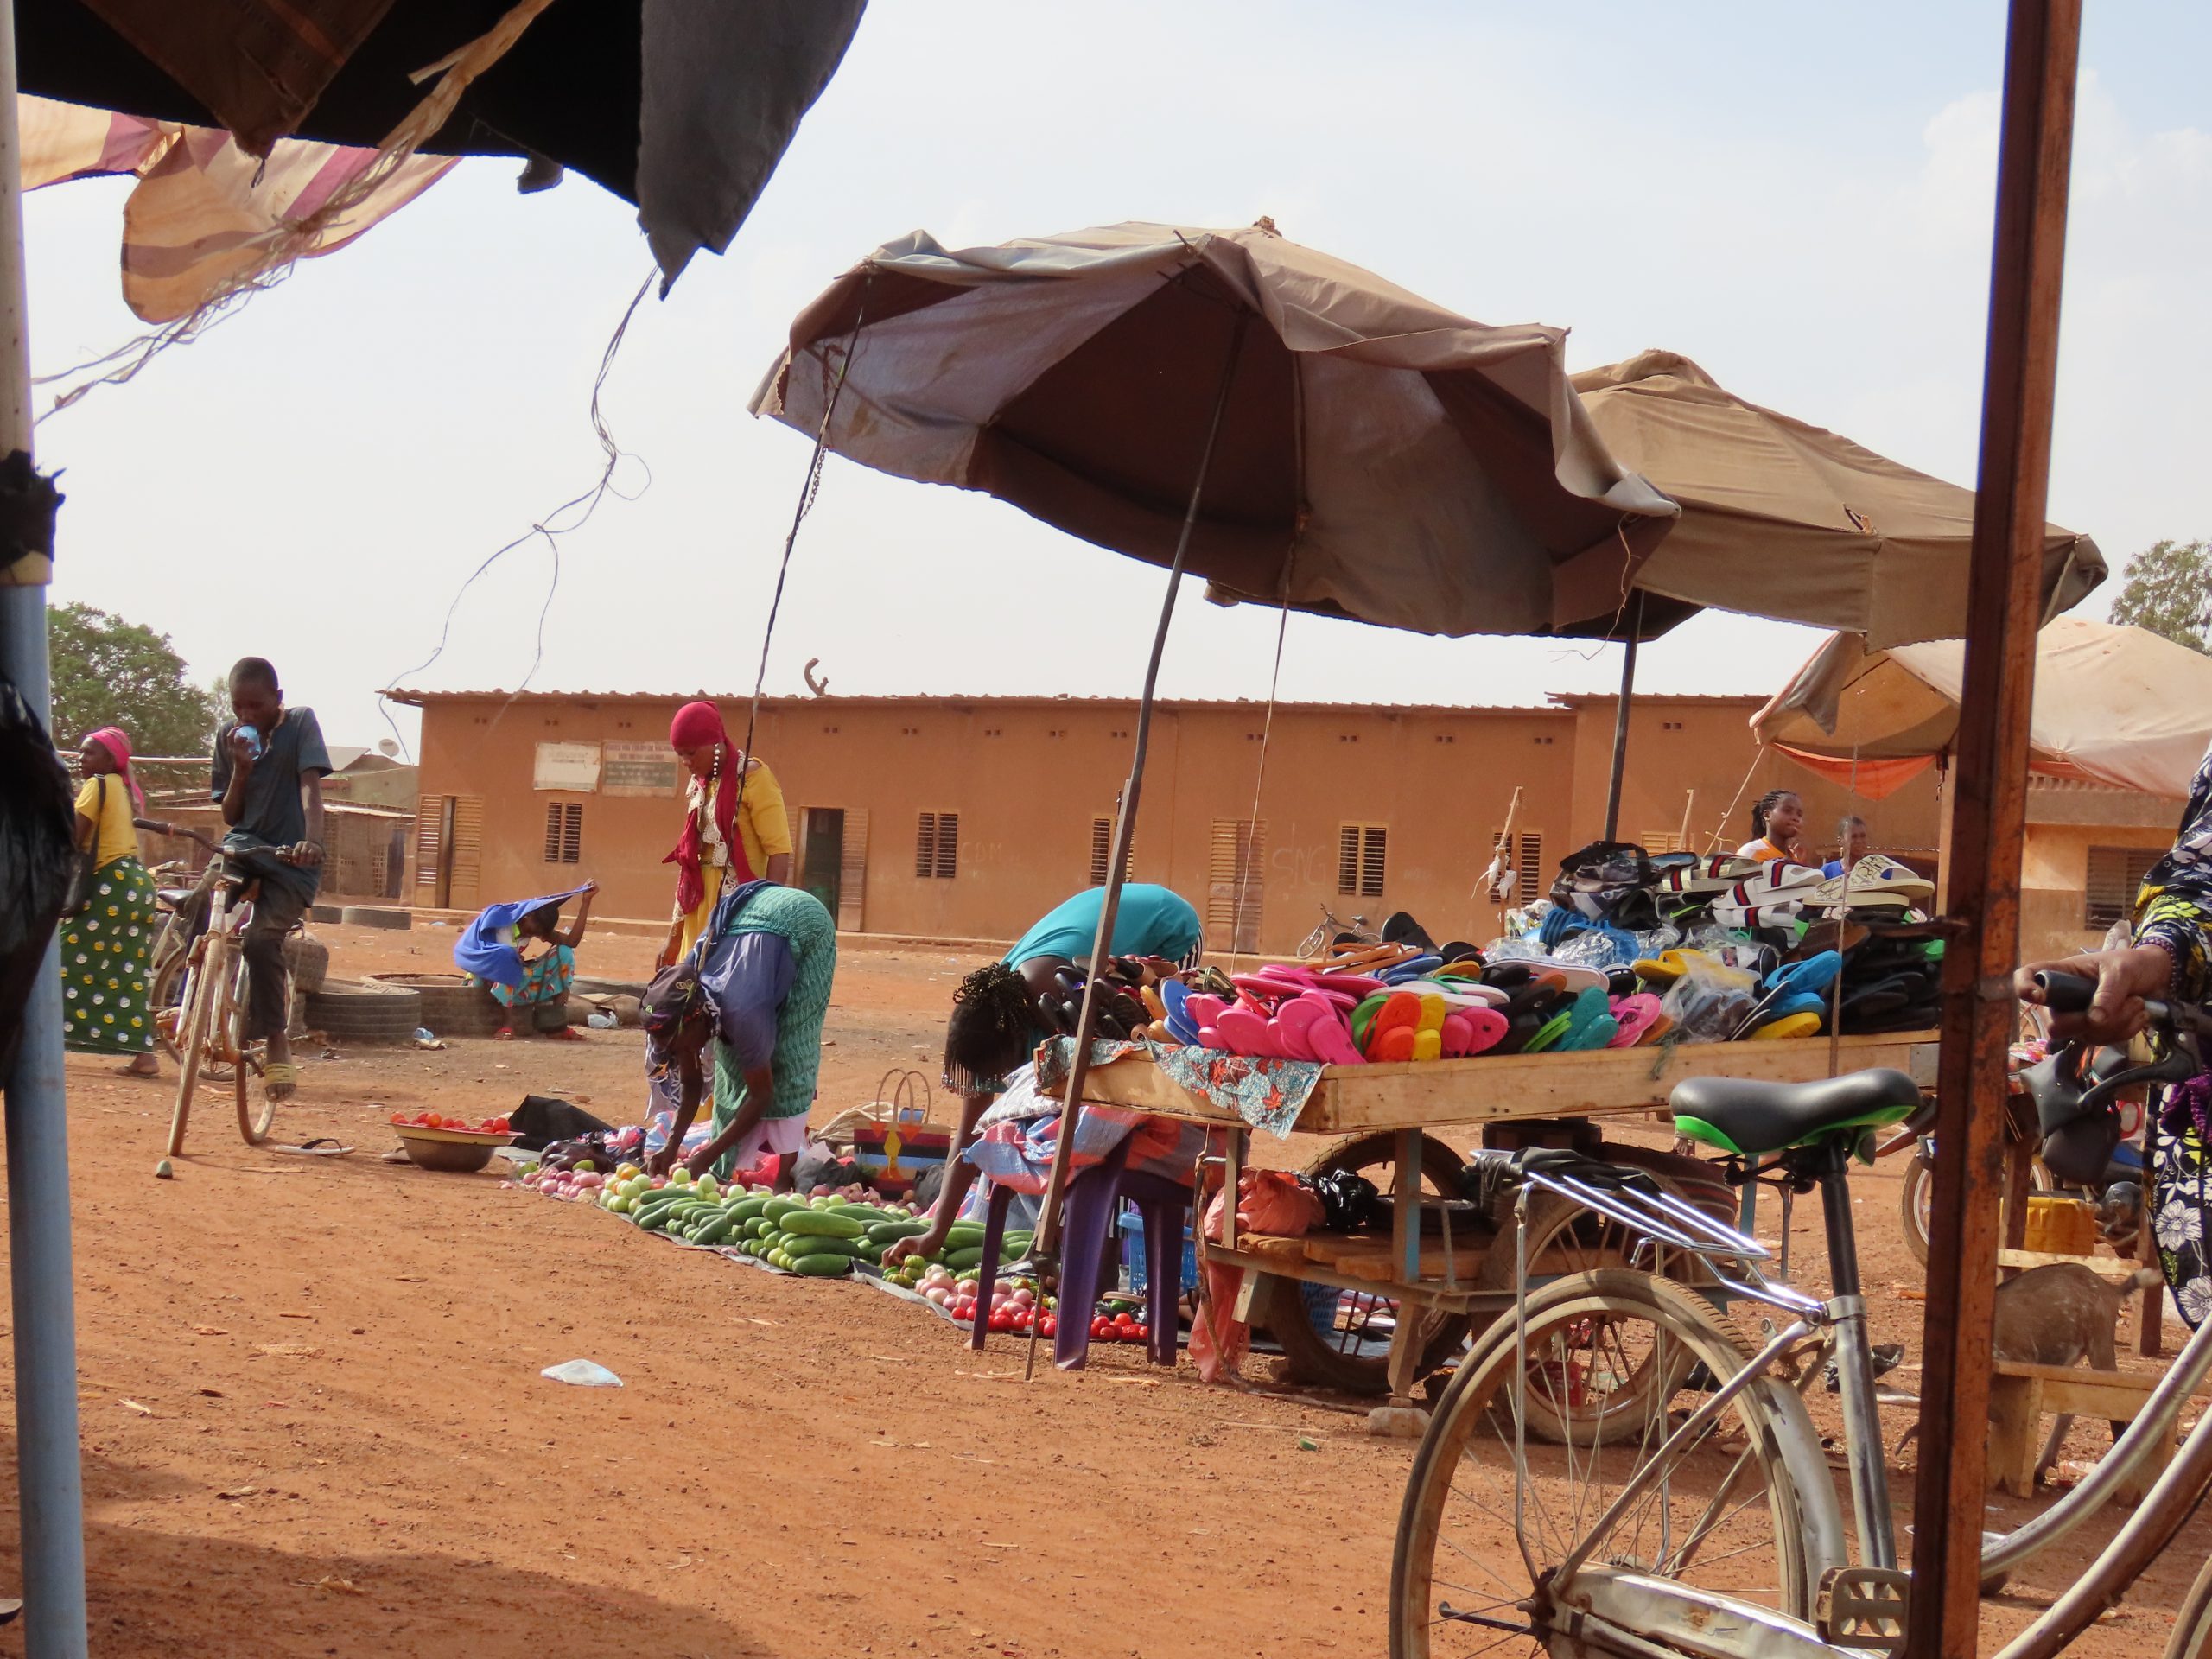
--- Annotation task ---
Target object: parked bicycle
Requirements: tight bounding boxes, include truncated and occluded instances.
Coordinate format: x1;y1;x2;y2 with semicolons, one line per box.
1297;904;1379;959
1390;971;2212;1659
137;819;294;1154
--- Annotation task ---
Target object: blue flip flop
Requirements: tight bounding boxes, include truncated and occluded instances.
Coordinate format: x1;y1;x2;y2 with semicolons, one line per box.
1380;955;1444;984
1556;986;1616;1051
1764;950;1841;1000
1160;979;1201;1046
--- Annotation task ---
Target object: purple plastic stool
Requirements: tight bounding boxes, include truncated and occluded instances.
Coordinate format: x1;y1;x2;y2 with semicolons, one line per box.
969;1136;1189;1370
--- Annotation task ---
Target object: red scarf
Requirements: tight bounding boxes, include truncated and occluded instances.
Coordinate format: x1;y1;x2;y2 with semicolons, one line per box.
664;701;756;914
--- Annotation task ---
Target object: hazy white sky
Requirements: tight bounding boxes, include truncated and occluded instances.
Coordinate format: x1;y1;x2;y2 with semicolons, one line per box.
23;1;2212;753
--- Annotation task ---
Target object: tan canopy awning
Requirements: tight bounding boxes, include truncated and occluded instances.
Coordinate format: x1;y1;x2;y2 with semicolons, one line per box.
1753;617;2212;800
1567;350;2105;646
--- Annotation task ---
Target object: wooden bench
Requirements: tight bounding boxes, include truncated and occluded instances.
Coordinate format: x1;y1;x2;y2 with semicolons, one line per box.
1986;1359;2188;1503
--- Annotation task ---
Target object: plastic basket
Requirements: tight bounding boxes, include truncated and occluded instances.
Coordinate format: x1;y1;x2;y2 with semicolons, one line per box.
1119;1206;1200;1294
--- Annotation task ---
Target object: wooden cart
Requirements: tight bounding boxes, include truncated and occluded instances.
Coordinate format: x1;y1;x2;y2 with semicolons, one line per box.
1082;1030;1942;1403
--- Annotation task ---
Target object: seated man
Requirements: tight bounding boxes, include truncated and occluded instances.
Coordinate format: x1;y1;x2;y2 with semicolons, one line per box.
641;878;836;1187
454;882;597;1040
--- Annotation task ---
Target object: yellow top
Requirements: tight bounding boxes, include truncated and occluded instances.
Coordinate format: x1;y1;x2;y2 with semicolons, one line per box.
672;758;794;938
75;775;138;869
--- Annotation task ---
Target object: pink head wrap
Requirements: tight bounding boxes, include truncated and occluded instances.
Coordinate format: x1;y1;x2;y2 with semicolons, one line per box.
664;701;754;914
84;726;145;812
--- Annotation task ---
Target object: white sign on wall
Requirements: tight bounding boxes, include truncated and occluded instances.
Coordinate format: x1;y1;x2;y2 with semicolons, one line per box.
532;741;602;792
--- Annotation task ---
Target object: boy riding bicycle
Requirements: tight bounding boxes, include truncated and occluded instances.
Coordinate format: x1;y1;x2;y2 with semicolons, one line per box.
208;657;330;1103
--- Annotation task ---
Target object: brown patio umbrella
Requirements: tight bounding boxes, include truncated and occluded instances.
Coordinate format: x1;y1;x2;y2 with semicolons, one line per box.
1568;350;2106;647
752;219;1687;640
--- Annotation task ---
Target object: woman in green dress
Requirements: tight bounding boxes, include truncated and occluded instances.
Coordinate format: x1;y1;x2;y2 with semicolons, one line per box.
61;727;159;1077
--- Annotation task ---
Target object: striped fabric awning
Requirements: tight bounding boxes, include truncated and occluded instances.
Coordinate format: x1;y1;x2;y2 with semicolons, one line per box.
20;94;455;324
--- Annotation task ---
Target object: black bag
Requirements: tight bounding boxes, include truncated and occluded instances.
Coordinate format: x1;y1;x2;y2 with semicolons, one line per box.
507;1094;615;1152
61;774;105;918
2022;1042;2126;1188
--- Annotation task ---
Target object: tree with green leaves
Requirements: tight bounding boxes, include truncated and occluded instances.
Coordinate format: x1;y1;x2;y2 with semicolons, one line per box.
46;602;222;758
2108;538;2212;653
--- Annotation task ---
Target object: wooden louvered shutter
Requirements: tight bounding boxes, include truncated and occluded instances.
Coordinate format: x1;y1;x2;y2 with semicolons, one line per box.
1206;819;1265;954
448;794;485;909
837;809;868;931
413;796;447;905
934;811;959;879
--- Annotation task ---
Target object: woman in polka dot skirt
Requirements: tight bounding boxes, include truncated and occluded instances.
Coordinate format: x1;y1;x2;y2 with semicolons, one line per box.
61;728;159;1077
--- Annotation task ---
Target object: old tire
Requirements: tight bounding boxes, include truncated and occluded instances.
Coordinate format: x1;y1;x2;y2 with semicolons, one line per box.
283;933;330;995
366;972;505;1038
340;906;413;931
303;977;423;1045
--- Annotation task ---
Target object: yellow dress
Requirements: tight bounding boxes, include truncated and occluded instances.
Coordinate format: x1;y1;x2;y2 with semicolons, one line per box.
674;757;792;957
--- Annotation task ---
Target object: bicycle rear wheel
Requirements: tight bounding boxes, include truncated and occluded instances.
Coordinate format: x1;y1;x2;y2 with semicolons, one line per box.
1390;1268;1822;1659
166;942;218;1157
2167;1554;2212;1659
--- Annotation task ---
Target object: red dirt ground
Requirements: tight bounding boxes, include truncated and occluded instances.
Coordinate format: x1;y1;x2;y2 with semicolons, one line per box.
0;920;2201;1656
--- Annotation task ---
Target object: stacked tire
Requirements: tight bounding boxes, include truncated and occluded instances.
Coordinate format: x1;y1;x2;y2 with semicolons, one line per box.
367;973;506;1039
303;976;423;1046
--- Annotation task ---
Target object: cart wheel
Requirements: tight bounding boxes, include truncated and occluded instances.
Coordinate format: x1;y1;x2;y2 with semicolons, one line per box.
1260;1130;1478;1395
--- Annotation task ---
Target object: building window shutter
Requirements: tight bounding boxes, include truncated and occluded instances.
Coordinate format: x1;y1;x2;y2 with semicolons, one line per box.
448;795;484;909
1338;823;1386;898
543;801;582;863
1518;832;1545;903
934;812;959;879
917;811;958;880
1207;819;1266;954
413;796;447;903
1090;816;1134;886
838;808;869;931
2086;846;2162;930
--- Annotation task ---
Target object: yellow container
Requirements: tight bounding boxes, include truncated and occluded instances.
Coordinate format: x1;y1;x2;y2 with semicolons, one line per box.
2024;1193;2097;1256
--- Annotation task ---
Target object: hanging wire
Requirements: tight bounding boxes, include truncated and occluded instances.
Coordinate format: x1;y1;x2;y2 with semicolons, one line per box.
725;272;876;842
377;269;655;758
1704;753;1764;855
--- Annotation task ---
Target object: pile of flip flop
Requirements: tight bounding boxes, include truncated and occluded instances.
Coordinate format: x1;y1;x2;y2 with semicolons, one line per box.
1149;947;1668;1065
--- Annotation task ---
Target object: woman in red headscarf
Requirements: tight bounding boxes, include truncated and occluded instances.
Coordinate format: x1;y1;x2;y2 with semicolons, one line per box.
62;726;160;1076
659;701;795;968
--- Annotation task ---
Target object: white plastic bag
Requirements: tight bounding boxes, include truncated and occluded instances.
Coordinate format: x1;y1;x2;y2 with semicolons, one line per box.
541;1359;623;1388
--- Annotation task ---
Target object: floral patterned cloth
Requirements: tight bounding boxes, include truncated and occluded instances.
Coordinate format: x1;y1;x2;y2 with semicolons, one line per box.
2129;742;2212;1327
1033;1036;1325;1139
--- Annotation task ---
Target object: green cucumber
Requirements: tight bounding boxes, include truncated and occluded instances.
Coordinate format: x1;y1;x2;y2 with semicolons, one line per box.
943;1246;986;1271
866;1218;931;1243
784;1234;861;1259
764;1197;805;1223
782;1210;863;1241
728;1196;770;1222
944;1223;986;1248
789;1252;853;1276
743;1217;771;1240
696;1215;738;1247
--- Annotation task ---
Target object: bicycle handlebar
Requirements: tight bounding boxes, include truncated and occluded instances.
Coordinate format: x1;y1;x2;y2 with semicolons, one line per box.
135;817;220;855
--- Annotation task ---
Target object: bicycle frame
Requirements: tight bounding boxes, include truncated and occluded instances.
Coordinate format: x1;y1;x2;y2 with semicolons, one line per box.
1519;1140;2212;1659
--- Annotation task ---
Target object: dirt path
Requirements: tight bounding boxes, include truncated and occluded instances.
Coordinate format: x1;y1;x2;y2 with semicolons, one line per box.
0;924;2197;1656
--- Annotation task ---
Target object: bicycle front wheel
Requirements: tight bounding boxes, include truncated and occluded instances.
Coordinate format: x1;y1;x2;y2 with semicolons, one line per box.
2168;1554;2212;1659
1390;1268;1822;1659
231;959;275;1146
166;943;218;1157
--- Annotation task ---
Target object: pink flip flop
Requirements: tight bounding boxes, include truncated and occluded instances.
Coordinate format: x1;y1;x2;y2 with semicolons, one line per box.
1272;998;1322;1061
1217;1006;1286;1058
1188;993;1231;1028
1608;993;1663;1048
1294;995;1365;1066
1444;1007;1508;1057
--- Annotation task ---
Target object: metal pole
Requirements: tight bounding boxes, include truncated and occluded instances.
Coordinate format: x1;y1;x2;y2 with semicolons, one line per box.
1600;592;1643;842
1907;1;2081;1653
1028;308;1251;1280
0;3;91;1650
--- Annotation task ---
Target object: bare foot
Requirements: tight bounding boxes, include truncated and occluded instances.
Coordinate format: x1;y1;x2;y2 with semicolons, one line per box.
118;1055;159;1078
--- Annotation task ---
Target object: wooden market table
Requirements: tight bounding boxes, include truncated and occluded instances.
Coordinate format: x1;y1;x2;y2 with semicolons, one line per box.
1082;1030;1942;1403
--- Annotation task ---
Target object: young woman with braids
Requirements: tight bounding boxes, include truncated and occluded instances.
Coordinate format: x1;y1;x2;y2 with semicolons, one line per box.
1737;788;1807;862
887;883;1202;1265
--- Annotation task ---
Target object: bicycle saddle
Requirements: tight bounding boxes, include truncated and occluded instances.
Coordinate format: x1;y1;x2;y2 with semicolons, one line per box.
1670;1067;1921;1157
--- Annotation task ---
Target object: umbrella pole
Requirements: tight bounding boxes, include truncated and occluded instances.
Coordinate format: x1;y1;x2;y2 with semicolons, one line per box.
0;7;92;1653
1600;592;1644;841
1023;310;1252;1373
1908;0;2082;1651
